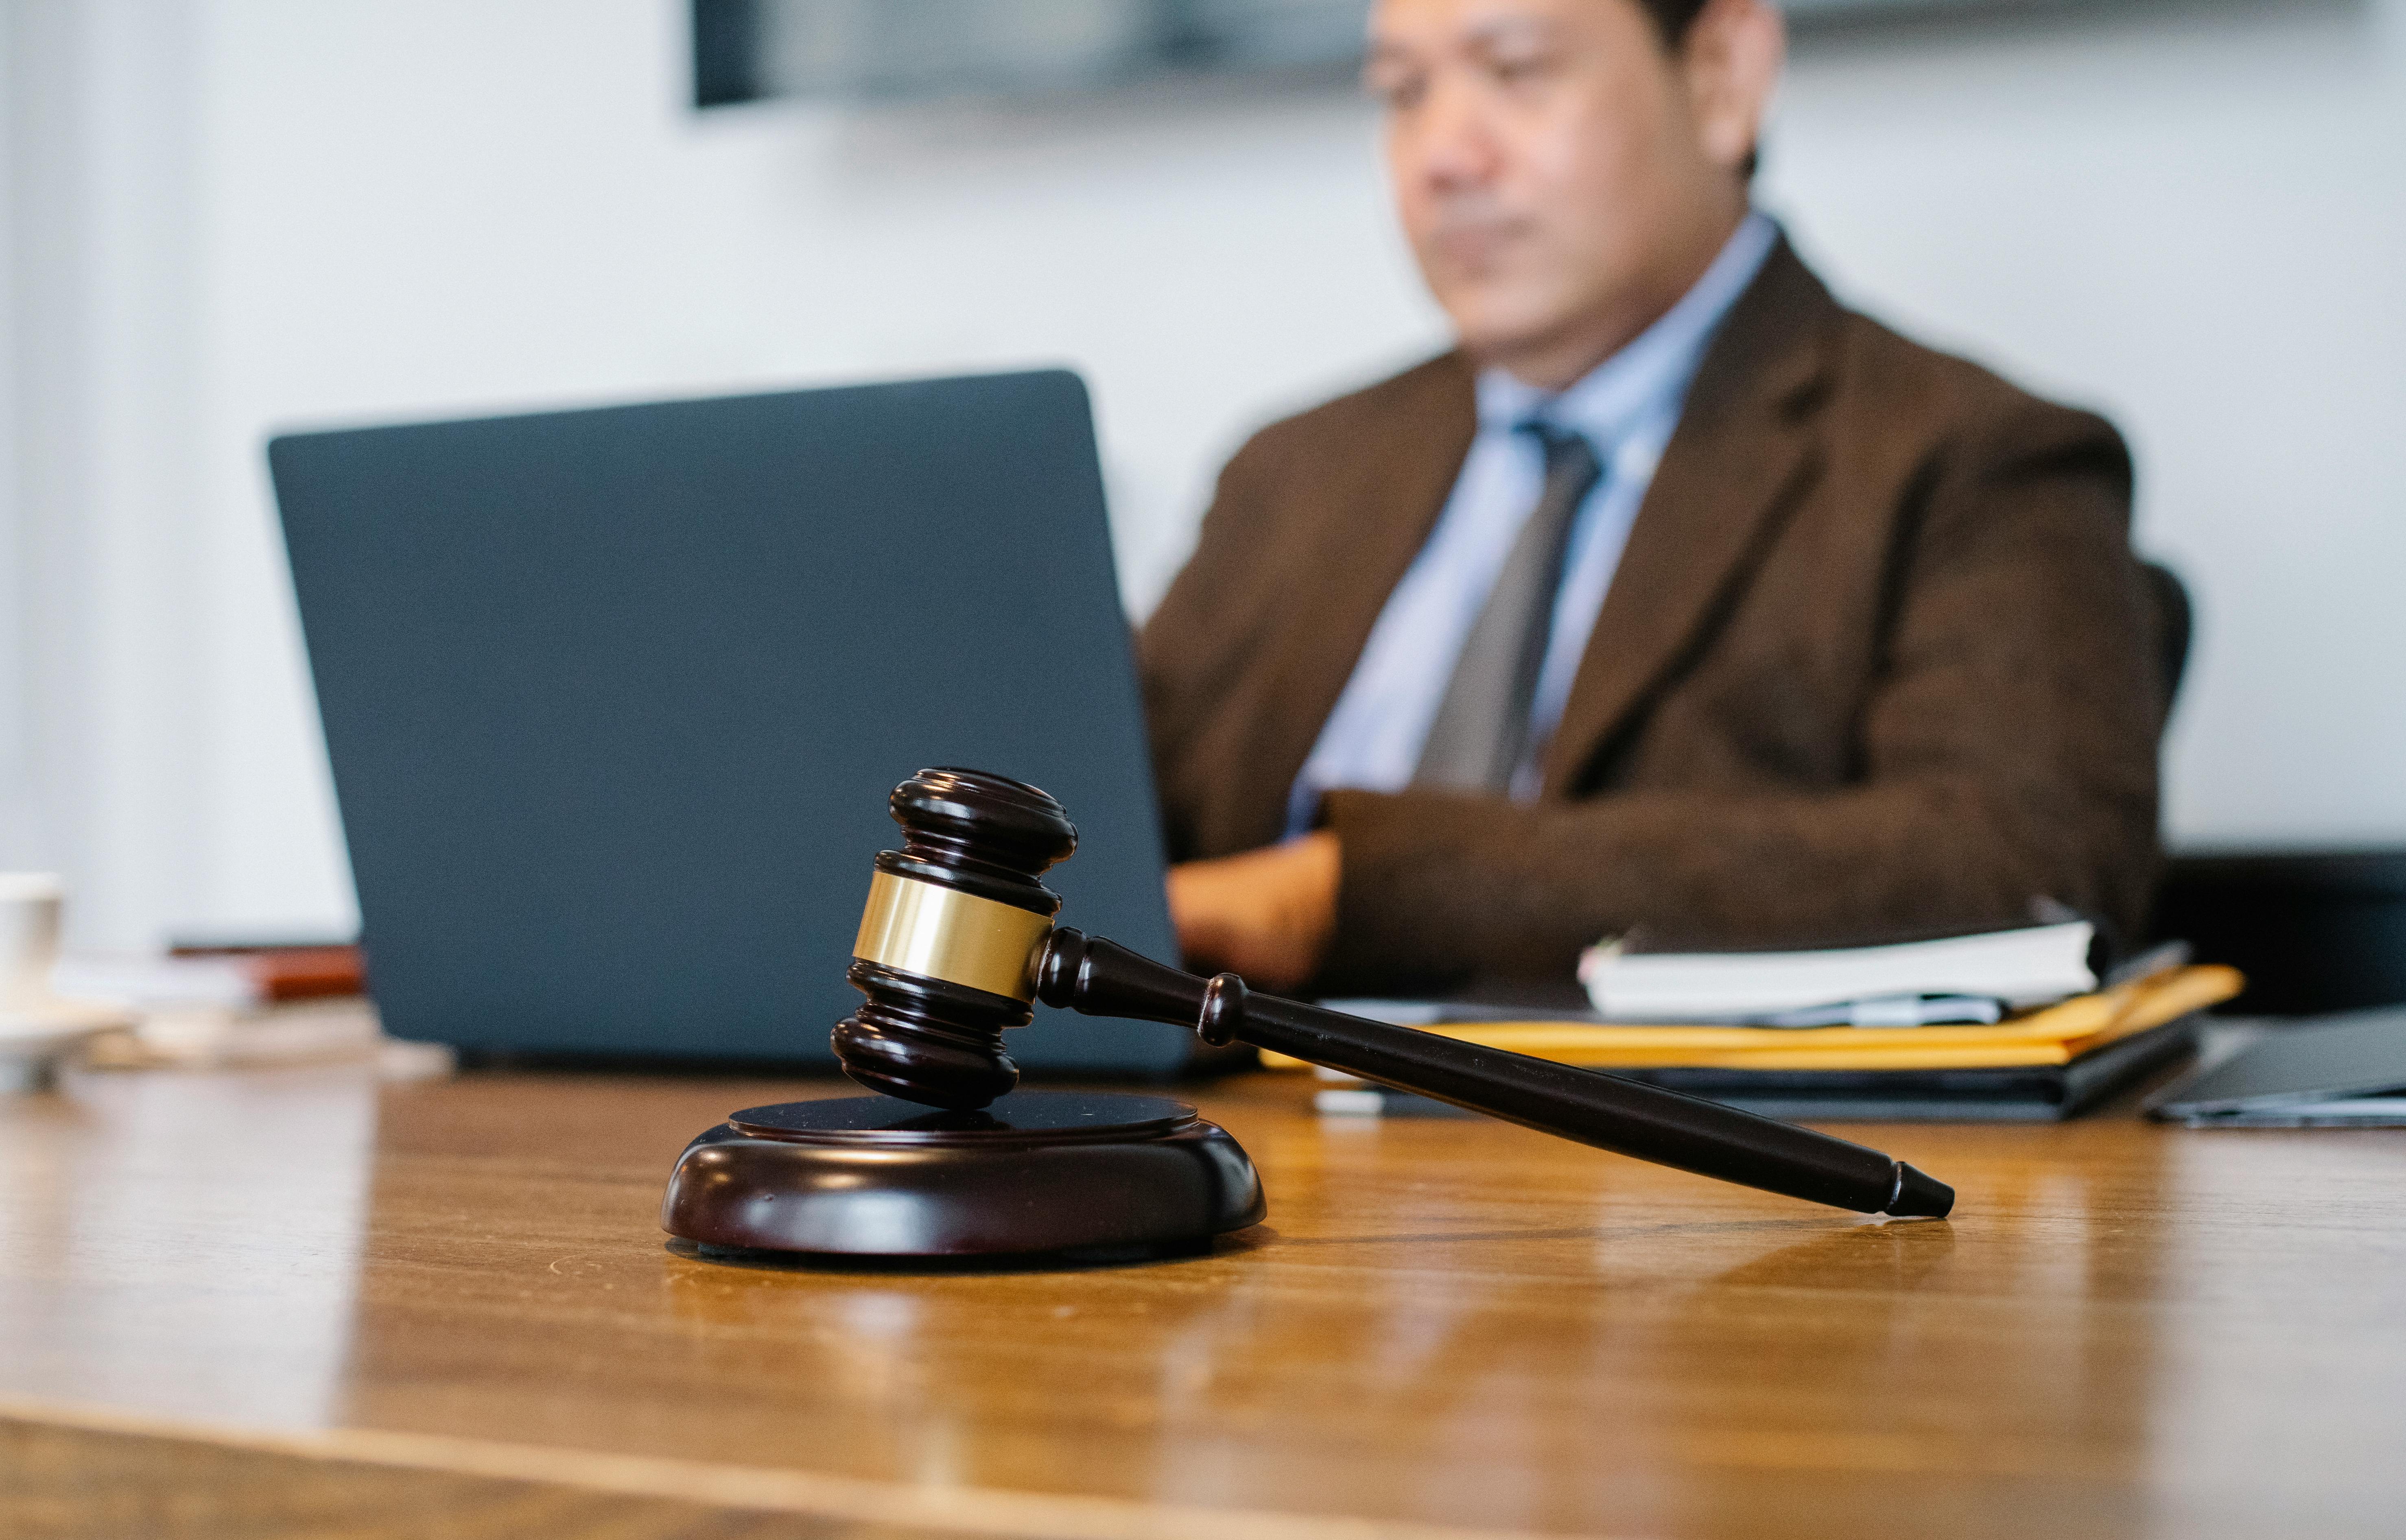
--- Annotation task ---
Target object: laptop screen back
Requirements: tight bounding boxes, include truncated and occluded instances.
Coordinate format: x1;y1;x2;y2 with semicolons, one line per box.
270;369;1185;1071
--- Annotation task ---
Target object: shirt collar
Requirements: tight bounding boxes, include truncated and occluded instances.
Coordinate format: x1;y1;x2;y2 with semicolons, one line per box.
1473;210;1780;448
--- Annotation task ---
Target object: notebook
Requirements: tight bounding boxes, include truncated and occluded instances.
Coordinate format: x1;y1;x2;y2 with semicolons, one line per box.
1576;920;2099;1023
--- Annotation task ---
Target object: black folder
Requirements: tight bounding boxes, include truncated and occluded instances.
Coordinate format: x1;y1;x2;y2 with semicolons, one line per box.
1313;996;2203;1125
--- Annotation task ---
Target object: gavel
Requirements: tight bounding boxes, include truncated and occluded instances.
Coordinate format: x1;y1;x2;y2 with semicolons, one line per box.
835;767;1952;1219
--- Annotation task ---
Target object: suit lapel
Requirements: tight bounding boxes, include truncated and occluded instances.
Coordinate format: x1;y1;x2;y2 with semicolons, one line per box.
1540;241;1840;794
1245;356;1476;838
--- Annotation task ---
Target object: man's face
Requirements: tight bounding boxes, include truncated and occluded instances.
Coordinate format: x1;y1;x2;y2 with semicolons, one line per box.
1367;0;1756;384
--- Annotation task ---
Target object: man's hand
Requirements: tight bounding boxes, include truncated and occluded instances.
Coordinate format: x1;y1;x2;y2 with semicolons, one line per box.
1166;831;1341;994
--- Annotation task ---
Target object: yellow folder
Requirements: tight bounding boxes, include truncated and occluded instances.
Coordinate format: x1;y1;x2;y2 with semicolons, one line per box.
1259;964;2242;1073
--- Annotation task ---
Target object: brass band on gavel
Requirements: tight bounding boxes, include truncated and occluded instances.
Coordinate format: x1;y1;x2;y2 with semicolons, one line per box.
852;869;1055;1003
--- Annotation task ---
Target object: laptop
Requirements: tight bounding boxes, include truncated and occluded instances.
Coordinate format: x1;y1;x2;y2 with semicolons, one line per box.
269;369;1202;1076
2147;1007;2406;1126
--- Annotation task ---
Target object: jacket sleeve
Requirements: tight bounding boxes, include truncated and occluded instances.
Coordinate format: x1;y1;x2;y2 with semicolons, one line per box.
1137;426;1285;863
1314;403;2163;994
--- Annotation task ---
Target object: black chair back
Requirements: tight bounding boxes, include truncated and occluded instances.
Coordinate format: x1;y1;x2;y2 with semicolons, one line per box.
2140;561;2192;725
2155;852;2406;1015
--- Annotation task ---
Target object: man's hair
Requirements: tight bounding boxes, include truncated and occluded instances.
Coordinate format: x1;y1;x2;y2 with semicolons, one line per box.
1632;0;1761;178
1635;0;1712;48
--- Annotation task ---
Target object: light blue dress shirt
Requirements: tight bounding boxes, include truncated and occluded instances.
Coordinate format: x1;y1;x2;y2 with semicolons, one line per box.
1285;212;1778;837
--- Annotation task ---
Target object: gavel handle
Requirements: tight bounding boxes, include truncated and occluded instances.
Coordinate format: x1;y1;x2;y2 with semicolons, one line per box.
1034;927;1953;1218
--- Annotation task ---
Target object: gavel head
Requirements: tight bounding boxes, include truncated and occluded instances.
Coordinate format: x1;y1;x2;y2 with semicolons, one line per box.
833;767;1077;1110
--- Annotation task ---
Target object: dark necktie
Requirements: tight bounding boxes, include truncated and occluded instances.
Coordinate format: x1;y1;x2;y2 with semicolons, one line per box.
1413;424;1604;792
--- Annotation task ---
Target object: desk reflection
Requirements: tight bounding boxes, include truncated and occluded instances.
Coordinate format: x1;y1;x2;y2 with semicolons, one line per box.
0;1066;375;1427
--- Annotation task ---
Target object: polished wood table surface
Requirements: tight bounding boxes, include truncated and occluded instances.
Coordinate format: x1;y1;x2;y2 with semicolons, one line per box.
4;1062;2403;1538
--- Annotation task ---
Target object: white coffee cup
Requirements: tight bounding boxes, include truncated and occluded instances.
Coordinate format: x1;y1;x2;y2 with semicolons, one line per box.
0;872;66;1010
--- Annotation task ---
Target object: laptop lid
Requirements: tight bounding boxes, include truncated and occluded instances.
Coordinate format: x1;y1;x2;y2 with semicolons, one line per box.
2147;1007;2406;1123
269;369;1189;1073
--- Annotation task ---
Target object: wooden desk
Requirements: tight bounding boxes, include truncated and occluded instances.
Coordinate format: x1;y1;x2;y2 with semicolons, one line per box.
3;1064;2402;1538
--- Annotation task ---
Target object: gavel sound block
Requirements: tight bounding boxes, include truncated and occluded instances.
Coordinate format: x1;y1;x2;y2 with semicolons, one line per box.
660;768;1951;1262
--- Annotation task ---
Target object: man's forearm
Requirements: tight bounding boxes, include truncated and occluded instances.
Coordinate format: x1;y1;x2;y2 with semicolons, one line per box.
1316;776;2158;993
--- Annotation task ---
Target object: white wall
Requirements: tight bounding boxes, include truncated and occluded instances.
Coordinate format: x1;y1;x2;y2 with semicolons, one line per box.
6;0;2403;948
4;0;217;948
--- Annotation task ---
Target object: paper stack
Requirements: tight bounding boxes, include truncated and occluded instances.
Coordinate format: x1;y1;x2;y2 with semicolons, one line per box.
61;946;450;1078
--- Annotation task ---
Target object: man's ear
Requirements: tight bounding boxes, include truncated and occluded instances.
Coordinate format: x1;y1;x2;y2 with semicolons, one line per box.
1682;0;1786;177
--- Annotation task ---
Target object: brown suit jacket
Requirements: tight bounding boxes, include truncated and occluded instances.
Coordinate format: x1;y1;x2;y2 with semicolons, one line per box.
1139;239;2163;994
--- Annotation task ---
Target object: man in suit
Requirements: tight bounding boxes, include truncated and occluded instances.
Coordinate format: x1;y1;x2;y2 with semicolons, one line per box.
1145;0;2162;994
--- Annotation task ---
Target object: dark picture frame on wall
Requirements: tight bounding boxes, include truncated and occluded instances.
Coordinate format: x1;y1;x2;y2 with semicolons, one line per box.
689;0;2017;109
